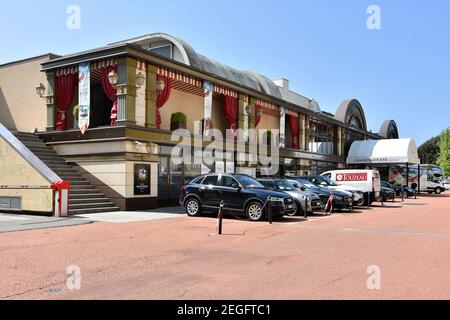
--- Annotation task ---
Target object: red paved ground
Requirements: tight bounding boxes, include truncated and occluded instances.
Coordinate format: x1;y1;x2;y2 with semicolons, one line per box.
0;194;449;300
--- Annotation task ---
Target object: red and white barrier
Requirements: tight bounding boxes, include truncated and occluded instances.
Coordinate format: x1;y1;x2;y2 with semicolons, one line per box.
52;181;70;217
1;182;70;216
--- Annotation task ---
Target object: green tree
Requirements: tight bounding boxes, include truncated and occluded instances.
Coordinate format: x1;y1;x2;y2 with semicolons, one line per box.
437;128;450;175
418;135;440;164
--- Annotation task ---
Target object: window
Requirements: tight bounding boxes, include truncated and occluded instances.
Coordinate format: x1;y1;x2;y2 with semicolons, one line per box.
149;44;173;59
189;176;205;185
202;175;218;186
221;176;239;188
275;181;296;191
235;175;265;188
259;181;274;190
322;173;332;179
308;120;336;155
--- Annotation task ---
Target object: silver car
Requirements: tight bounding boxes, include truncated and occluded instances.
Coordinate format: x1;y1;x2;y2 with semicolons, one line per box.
258;179;322;216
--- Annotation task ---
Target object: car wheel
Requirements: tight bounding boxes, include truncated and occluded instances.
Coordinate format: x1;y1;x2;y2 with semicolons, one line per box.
185;198;201;217
288;200;300;216
246;201;264;221
435;188;442;195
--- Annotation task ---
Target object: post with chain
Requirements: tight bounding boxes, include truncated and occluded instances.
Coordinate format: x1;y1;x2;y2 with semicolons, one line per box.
304;196;309;219
268;196;273;225
218;200;224;235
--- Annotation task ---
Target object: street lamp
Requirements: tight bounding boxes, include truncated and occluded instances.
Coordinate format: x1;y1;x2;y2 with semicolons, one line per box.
35;83;46;97
108;70;119;86
136;72;145;87
256;108;263;118
245;105;252;114
156;78;166;92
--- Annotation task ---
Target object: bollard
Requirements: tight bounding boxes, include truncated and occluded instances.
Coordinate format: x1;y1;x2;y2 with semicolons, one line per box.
218;201;224;235
367;193;371;208
401;188;405;202
351;194;354;212
381;193;384;206
304;196;309;219
268;196;273;225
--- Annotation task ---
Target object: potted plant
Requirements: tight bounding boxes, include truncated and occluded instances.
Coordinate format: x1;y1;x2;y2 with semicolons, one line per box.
170;112;187;131
72;105;79;129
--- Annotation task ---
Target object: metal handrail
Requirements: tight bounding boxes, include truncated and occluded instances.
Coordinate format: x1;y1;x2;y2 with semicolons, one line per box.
0;123;61;184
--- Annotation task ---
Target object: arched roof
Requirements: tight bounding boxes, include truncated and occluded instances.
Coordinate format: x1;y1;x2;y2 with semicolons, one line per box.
379;120;399;139
170;34;283;99
335;99;368;131
115;33;283;99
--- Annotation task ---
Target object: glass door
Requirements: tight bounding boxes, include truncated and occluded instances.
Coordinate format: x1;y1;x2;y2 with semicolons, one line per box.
158;157;184;206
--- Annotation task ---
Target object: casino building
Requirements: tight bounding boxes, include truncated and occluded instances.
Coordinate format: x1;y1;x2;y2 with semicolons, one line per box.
0;32;400;214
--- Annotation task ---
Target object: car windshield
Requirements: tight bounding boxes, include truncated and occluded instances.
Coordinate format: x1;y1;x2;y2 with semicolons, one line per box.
235;175;265;188
275;181;296;191
298;179;317;189
382;182;393;188
315;176;339;186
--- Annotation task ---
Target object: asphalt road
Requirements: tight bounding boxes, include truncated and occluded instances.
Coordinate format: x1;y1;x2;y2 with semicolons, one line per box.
0;194;449;300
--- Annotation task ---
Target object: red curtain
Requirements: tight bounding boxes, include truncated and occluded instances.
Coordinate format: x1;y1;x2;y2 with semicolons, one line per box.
101;66;118;126
223;95;238;137
55;74;77;131
255;105;262;127
156;75;171;129
289;114;300;149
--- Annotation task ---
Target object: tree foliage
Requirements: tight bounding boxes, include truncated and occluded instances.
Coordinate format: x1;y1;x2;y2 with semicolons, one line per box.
418;135;441;164
437;128;450;175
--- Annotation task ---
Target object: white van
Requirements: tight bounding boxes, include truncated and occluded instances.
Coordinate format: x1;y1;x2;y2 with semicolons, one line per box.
321;170;381;205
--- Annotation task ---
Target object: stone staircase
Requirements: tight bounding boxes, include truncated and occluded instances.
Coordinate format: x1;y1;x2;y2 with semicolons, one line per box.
13;132;120;215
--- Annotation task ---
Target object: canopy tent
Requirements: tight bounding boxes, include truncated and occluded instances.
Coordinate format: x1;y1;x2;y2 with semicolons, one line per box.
347;138;421;194
347;138;420;165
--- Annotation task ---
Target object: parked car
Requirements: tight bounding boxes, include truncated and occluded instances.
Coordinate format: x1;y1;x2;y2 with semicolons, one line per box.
321;169;381;205
380;187;396;202
180;174;296;221
382;182;415;198
444;179;450;190
292;178;353;210
298;176;365;206
258;178;322;215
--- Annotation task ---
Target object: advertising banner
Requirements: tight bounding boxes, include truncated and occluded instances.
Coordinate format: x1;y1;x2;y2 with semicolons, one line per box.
78;63;90;134
243;100;249;142
203;81;213;136
279;107;286;148
134;164;151;195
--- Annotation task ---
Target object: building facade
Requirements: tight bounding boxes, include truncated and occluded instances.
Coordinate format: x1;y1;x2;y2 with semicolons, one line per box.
0;33;400;210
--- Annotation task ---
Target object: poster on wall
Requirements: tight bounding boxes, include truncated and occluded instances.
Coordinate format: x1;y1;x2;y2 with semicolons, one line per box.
215;161;225;174
78;63;91;135
226;161;235;174
134;164;151;195
203;81;213;136
279;106;286;148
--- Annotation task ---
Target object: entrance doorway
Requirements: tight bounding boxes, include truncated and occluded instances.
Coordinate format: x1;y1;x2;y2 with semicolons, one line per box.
158;157;183;206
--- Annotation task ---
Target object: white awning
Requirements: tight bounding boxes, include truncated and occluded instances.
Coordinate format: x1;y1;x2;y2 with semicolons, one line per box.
347;139;420;165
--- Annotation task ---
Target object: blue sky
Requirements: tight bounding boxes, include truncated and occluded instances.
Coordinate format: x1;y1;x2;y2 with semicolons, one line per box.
1;0;449;144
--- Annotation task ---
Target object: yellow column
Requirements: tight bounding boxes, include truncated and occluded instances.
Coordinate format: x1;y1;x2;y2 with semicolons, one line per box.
145;64;158;128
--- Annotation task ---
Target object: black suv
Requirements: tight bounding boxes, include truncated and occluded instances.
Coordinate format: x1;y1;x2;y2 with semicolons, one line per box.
180;174;296;221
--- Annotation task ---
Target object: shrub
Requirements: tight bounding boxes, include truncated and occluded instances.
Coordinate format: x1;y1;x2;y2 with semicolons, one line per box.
170;112;187;124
